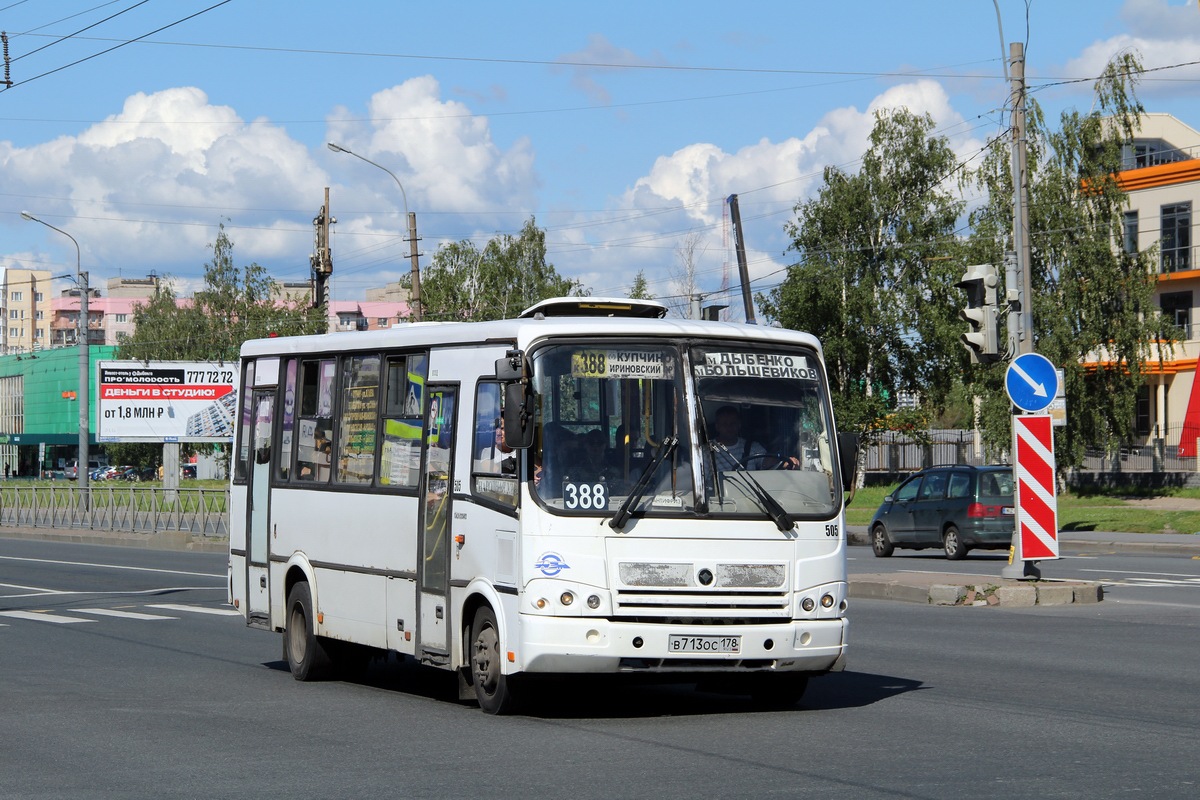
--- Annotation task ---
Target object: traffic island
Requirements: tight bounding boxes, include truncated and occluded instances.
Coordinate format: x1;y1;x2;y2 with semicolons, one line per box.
850;572;1104;606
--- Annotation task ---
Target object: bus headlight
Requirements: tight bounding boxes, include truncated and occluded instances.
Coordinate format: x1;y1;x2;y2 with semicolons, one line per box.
801;597;816;612
560;591;574;606
821;594;835;609
586;594;601;609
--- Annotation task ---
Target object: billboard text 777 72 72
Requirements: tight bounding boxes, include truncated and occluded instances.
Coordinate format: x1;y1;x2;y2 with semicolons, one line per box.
97;361;238;443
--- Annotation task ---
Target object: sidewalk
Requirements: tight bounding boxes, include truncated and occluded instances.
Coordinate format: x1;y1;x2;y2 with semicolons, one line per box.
846;525;1200;606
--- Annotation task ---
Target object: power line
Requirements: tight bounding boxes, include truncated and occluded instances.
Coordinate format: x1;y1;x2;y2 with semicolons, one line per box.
2;0;233;91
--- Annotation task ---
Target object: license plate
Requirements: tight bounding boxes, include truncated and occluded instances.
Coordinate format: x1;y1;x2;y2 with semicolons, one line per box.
668;634;741;654
1001;506;1015;515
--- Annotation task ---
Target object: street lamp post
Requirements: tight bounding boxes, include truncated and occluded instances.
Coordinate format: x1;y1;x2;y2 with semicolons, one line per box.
326;142;422;321
21;212;90;492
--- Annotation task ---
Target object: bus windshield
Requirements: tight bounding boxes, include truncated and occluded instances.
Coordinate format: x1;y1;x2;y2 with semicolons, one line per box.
530;340;839;521
691;343;838;519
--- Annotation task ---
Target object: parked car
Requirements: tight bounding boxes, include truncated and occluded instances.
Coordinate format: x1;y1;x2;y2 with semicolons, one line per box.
65;459;106;480
870;464;1015;560
181;464;197;479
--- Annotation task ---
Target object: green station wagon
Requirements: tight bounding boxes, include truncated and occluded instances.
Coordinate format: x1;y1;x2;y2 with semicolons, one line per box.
870;465;1015;560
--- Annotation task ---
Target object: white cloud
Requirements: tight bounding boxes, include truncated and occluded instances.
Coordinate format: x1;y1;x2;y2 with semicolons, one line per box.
1060;0;1200;97
581;80;978;309
326;75;537;213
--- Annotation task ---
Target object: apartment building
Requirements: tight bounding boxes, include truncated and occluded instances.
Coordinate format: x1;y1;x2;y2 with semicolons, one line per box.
1;267;53;355
1098;113;1200;452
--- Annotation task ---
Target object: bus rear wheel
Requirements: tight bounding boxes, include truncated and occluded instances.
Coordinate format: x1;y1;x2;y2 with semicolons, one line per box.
284;582;331;681
470;606;519;715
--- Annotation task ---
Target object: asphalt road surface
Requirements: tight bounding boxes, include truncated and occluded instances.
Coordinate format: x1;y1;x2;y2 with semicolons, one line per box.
3;536;1197;799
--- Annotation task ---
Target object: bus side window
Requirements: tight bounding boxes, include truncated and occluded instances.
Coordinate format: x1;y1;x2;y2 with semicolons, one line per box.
296;359;334;483
276;359;297;482
379;355;425;489
234;360;255;483
472;382;517;507
335;354;381;485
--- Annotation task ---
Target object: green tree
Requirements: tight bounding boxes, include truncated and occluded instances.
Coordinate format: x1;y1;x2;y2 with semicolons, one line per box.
964;52;1160;466
116;222;324;362
628;270;654;300
417;217;587;321
759;108;966;437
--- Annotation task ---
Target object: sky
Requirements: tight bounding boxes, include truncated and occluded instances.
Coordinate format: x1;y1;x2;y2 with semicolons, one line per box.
1;0;1199;320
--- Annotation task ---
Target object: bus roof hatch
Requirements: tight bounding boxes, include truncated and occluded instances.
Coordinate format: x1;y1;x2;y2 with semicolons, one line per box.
518;297;669;320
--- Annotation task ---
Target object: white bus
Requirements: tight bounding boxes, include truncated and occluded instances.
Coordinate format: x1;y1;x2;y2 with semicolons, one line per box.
229;298;857;713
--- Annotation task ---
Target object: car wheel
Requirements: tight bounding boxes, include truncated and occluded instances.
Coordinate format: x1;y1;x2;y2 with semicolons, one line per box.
871;524;894;557
470;606;520;715
943;525;967;560
284;582;331;681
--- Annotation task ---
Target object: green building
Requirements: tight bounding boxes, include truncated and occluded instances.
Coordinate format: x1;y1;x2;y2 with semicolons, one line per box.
0;345;117;477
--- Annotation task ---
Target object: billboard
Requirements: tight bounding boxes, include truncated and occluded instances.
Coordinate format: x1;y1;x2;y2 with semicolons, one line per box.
97;361;238;443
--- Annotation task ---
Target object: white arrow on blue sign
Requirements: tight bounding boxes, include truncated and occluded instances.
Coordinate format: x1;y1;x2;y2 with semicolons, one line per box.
1005;353;1059;413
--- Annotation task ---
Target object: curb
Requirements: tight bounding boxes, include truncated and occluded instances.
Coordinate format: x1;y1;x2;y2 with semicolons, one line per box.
0;526;227;553
849;573;1104;606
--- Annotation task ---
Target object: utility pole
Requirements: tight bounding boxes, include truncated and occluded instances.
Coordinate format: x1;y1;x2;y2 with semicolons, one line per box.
726;194;756;324
1003;40;1043;581
407;211;422;321
1010;41;1033;355
311;187;335;312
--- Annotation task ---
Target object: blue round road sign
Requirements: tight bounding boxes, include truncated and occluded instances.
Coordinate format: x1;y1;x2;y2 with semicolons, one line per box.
1005;352;1059;413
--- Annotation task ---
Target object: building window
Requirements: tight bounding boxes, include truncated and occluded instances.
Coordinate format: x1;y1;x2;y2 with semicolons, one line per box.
1135;385;1151;438
34;329;43;339
8;328;17;338
34;311;43;321
1161;292;1192;338
115;314;128;323
34;292;43;302
9;291;21;302
8;311;16;320
1123;211;1138;255
1162;203;1192;273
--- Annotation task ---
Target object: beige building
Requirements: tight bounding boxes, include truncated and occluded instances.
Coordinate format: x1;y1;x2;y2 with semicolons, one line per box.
1085;113;1200;452
2;267;53;355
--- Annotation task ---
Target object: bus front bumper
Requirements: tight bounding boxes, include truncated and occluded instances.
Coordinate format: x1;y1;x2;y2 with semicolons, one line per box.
515;616;847;675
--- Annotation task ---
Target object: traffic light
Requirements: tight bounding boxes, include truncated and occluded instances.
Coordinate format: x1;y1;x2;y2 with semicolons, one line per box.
957;263;1000;364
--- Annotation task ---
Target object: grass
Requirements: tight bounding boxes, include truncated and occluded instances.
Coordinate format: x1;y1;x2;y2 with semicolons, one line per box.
845;481;1200;535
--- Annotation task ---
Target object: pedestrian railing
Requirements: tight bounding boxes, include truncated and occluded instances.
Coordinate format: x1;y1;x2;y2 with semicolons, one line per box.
0;483;229;537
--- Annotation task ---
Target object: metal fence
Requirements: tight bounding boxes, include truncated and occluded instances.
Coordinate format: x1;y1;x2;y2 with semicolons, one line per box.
862;428;1200;476
0;483;229;537
862;429;993;473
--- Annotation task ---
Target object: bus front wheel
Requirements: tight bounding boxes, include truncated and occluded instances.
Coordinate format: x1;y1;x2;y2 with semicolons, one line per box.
285;582;331;681
469;606;519;715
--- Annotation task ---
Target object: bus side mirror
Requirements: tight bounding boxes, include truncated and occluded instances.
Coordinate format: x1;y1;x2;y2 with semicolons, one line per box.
837;432;860;489
495;349;525;381
503;382;535;449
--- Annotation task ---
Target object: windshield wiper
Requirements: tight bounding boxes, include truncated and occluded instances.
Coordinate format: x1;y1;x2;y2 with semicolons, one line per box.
609;436;678;530
710;441;794;533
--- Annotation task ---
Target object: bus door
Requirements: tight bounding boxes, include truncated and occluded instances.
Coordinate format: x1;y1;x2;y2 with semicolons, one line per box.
245;387;275;628
417;385;457;661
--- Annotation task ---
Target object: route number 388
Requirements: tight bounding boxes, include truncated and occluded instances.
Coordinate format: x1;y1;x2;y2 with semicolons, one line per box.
563;481;608;510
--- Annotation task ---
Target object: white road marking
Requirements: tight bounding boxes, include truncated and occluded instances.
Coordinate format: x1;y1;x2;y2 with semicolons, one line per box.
0;554;222;579
147;603;240;616
0;585;224;599
0;610;94;624
69;608;178;620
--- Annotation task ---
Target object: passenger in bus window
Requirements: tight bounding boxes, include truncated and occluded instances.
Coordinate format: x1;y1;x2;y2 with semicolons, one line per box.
477;419;515;475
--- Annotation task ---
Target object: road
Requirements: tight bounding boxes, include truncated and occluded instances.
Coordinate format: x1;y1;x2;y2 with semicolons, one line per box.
3;536;1198;799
